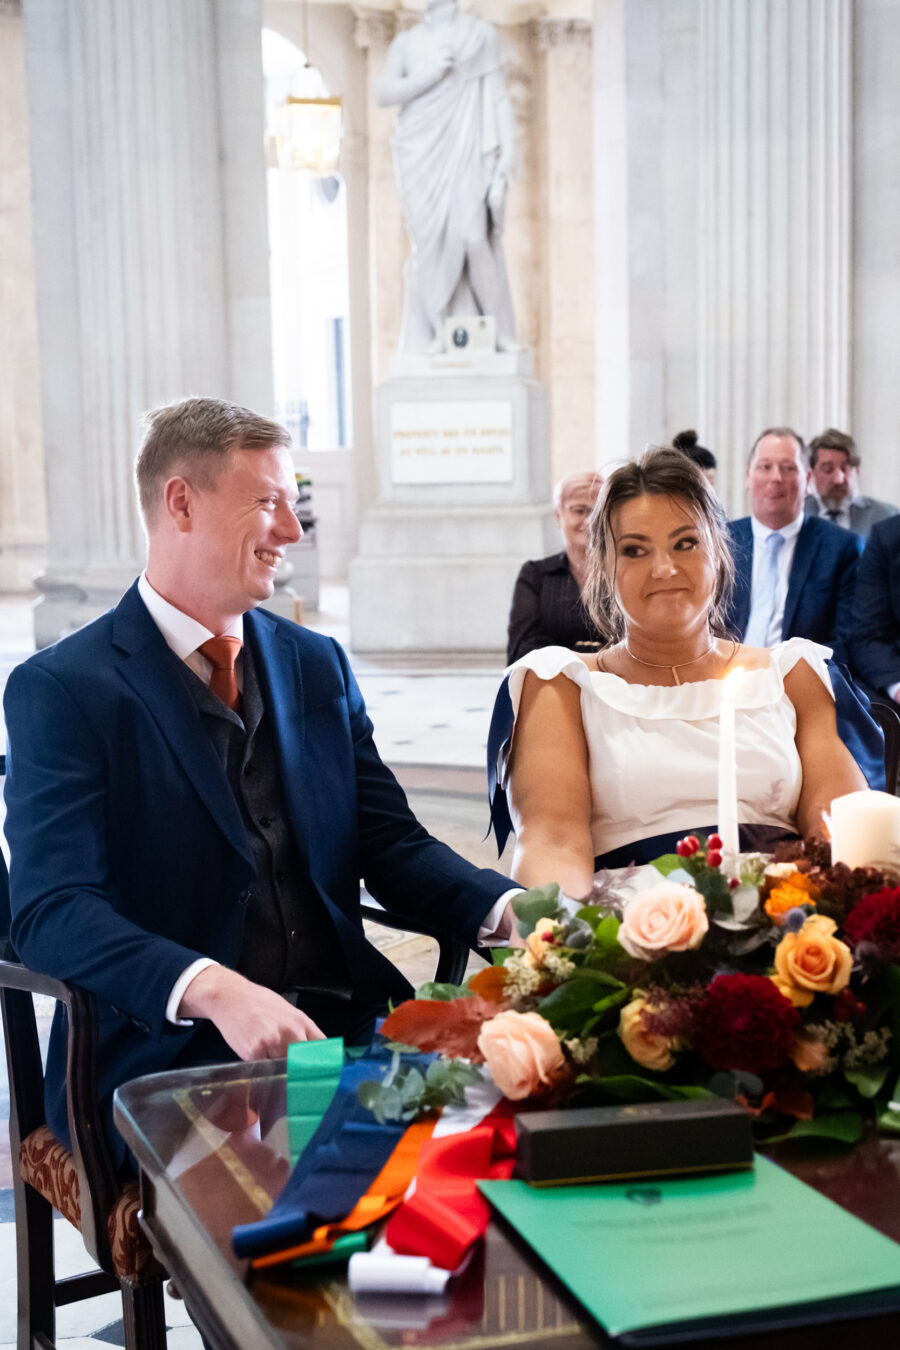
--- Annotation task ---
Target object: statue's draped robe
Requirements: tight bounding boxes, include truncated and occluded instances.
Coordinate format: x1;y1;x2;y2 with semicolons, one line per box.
391;16;505;329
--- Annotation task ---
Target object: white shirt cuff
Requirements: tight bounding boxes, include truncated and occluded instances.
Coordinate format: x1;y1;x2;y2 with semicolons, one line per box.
166;958;219;1025
887;681;900;702
477;888;523;945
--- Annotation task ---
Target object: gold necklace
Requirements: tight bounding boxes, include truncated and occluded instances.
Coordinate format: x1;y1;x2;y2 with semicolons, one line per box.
623;640;718;686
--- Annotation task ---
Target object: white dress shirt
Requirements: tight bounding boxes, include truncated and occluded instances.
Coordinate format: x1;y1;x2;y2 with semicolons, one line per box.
749;512;805;646
136;575;516;1025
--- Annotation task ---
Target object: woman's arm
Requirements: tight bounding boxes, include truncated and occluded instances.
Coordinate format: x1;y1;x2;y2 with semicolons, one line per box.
787;659;867;837
507;671;595;897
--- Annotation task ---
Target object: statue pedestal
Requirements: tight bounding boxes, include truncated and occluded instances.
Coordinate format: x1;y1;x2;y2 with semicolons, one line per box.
349;368;554;653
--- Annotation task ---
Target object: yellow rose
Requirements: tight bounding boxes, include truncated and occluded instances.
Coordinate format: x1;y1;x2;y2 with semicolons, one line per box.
773;914;853;999
618;995;680;1072
769;973;814;1008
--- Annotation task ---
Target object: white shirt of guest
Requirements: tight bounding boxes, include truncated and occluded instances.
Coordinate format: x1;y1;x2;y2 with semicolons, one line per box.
809;490;859;531
136;574;517;1026
749;512;805;646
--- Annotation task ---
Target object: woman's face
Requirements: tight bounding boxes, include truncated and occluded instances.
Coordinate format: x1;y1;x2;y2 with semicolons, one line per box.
609;493;717;638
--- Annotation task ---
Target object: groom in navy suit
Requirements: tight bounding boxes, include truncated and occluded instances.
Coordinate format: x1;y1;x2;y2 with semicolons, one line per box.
3;397;516;1164
726;426;861;666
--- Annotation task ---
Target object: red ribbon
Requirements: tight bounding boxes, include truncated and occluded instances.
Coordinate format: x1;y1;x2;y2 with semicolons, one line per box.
384;1103;518;1270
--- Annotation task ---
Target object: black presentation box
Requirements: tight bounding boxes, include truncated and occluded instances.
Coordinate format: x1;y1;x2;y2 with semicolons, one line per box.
514;1097;754;1186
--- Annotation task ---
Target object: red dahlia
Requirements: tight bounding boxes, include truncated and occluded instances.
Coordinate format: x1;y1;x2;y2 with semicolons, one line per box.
691;973;798;1074
843;886;900;960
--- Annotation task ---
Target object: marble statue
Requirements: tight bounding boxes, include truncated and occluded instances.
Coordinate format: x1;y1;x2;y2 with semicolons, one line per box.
375;0;519;354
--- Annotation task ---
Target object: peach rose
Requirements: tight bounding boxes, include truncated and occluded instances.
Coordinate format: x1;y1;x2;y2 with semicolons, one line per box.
773;914;853;999
790;1033;831;1075
476;1010;565;1100
618;996;680;1072
618;882;709;960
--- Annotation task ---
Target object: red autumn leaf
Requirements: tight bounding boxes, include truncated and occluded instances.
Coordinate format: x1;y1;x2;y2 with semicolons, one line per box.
467;965;509;1003
382;997;500;1061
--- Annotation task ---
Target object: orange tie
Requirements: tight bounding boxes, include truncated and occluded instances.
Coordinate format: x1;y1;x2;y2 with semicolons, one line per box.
199;637;242;714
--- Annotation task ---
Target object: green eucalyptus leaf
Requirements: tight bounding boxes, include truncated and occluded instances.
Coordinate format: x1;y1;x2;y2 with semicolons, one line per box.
491;947;515;966
763;1112;862;1146
415;981;472;1001
652;853;684;877
512;884;561;936
844;1063;889;1099
537;979;603;1033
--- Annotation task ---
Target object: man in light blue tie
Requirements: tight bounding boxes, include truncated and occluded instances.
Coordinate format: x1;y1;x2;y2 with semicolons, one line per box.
726;427;861;664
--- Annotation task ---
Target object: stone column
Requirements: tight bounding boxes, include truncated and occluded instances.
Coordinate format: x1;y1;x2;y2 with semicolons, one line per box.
0;0;46;592
697;0;852;503
538;18;595;482
22;0;273;644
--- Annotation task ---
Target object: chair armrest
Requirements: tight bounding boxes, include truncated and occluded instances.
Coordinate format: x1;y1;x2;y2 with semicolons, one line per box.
0;953;121;1270
868;694;900;792
359;903;474;986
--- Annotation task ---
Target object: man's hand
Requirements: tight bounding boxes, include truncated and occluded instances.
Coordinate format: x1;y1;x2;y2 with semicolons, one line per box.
178;966;325;1059
497;899;527;949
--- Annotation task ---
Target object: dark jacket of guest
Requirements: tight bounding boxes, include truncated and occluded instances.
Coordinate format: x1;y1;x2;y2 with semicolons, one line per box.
506;552;601;665
851;515;900;693
726;515;861;666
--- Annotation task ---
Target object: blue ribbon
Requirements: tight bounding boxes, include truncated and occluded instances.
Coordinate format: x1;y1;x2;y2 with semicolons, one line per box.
232;1044;430;1259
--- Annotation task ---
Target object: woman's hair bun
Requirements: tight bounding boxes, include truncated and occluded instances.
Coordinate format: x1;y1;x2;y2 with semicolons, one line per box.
672;429;699;450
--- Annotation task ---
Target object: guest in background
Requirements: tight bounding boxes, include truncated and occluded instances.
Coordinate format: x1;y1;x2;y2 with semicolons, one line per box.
851;515;900;700
672;429;717;487
506;470;603;664
726;426;861;666
804;428;898;539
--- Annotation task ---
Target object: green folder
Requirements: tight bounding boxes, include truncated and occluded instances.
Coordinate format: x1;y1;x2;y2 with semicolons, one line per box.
480;1155;900;1343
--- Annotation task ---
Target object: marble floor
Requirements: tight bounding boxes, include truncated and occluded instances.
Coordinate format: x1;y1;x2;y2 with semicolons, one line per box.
0;588;513;1348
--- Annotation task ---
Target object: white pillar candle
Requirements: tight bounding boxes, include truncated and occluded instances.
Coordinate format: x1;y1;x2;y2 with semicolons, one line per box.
717;667;743;872
829;790;900;870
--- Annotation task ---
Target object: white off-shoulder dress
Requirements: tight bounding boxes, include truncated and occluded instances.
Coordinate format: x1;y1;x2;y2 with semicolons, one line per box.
498;637;834;864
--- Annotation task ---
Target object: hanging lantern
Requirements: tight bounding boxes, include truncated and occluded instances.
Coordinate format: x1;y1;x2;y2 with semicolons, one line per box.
274;95;343;175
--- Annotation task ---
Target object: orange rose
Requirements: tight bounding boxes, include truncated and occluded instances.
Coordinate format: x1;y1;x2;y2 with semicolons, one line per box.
765;873;819;925
618;995;680;1072
476;1010;565;1100
618;882;708;960
773;914;853;1000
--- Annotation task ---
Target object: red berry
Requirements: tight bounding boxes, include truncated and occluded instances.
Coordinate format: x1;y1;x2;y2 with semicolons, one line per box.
708;834;723;850
707;849;723;868
729;877;740;890
676;840;688;857
685;835;700;855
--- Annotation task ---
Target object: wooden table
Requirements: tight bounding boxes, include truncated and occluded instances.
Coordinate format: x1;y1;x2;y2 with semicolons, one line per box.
113;1060;900;1349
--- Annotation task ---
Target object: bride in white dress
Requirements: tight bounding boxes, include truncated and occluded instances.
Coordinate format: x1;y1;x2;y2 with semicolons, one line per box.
492;448;868;898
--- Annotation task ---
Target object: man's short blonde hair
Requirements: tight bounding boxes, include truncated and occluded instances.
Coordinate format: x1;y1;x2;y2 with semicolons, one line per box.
135;396;291;523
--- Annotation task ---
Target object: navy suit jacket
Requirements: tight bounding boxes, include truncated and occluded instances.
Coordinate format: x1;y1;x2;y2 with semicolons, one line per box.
726;515;861;665
851;515;900;692
3;583;511;1158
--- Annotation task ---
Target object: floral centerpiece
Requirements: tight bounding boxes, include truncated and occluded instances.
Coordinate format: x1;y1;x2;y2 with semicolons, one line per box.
367;836;900;1146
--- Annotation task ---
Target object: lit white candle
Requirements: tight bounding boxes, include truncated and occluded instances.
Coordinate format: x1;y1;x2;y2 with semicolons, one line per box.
717;667;743;871
829;790;900;869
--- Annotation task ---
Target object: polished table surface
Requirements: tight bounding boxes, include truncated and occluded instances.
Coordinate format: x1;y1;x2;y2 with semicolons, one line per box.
114;1060;900;1350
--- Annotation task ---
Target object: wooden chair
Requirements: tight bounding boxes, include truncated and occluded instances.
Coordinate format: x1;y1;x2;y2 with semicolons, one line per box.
869;695;900;794
0;757;167;1350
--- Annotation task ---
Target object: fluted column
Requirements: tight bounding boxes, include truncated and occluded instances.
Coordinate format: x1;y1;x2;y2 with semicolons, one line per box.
537;18;595;481
23;0;272;644
0;0;46;591
698;0;852;497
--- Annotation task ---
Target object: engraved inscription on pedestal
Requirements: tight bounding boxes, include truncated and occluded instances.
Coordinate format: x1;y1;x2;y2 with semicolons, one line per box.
390;401;513;485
